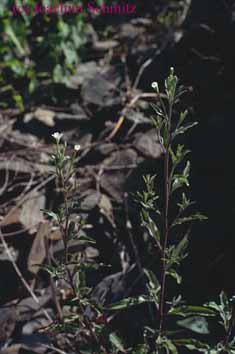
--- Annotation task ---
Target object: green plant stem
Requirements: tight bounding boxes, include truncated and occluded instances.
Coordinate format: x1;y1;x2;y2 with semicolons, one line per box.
159;103;172;335
45;236;63;321
60;170;69;264
61;173;106;353
61;175;78;297
159;147;169;334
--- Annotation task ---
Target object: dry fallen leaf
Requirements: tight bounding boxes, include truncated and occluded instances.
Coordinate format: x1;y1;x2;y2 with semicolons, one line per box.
98;194;116;227
27;222;49;274
24;108;55;127
0;306;16;343
20;192;45;233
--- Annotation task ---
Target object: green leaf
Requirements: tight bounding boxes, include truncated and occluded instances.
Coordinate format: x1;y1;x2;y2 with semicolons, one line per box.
163;121;170;146
166;269;182;284
163;338;179;354
172;213;208;227
132;344;149;354
107;295;152;310
152;115;164;131
141;214;161;246
173;122;198;139
144;269;160;292
171;234;189;261
170;145;190;169
219;291;229;310
29;77;39;94
165;67;178;103
174;338;210;352
13;94;24;112
74;271;80;296
172;161;190;192
177;316;210;334
109;332;126;353
4;20;26;56
144;269;161;305
68;221;76;239
169;305;216;317
78;234;96;244
6;59;26;76
37;264;58;277
151;103;164;117
41;209;59;222
179;110;188;125
177;193;194;212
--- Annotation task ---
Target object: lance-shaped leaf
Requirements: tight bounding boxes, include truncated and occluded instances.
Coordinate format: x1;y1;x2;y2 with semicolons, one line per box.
109;332;127;353
166;234;189;269
179;110;189;126
166;269;182;284
41;209;59;223
169;305;216;318
151;103;164;117
173;338;210;352
172;161;190;192
106;295;153;310
162;338;179;354
141;211;161;249
177;193;194;212
171;213;208;227
152;115;164;131
144;269;161;305
172;122;198;140
170;145;190;168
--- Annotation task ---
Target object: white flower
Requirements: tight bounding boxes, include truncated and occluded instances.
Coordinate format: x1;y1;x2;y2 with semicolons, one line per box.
52;132;63;142
151;82;159;91
74;144;81;151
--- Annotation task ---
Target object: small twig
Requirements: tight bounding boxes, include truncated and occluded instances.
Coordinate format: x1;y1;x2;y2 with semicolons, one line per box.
0;167;9;197
106;92;166;141
0;223;45;237
191;48;221;62
0;228;52;323
132;37;171;90
122;54;131;93
42;344;68;354
133;58;153;90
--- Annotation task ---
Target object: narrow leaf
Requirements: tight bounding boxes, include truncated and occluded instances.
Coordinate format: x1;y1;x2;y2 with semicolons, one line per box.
106;295;152;310
109;332;126;353
172;214;208;227
169;305;216;317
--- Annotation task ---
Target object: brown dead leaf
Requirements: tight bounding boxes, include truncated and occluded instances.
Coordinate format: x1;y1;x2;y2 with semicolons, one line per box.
0;306;16;343
0;192;45;231
27;222;49;274
19;192;45;233
24;108;55;127
98;194;116;227
0;208;20;226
